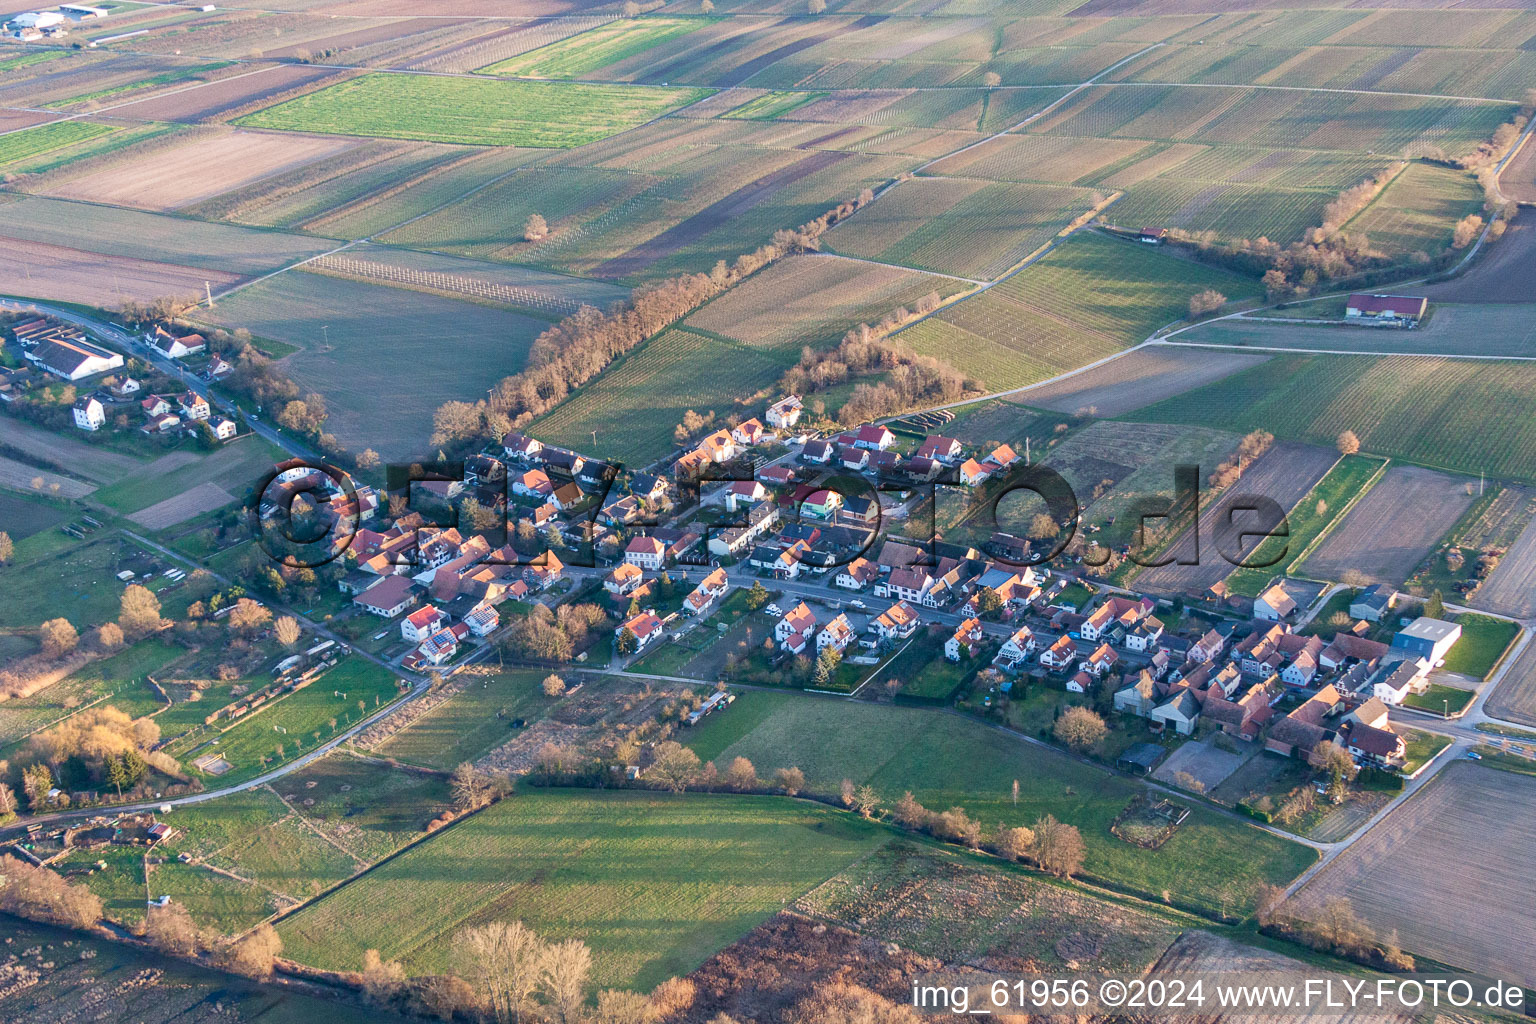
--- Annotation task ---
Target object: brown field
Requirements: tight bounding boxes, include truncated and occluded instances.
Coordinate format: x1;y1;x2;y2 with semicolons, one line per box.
0;415;141;485
1498;133;1536;205
1135;441;1339;596
42;129;356;211
1474;511;1536;619
1131;931;1416;1024
684;253;967;349
105;63;346;122
0;236;243;308
1290;762;1536;990
0;455;94;499
0;109;60;133
1421;219;1536;305
126;481;237;529
1017;346;1270;417
1484;636;1536;727
1303;464;1474;586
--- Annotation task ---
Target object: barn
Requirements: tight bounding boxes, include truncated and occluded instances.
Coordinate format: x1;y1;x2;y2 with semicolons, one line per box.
1345;293;1427;323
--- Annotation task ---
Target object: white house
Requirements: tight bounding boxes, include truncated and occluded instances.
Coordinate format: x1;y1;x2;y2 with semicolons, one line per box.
26;336;123;380
724;479;766;512
817;613;855;653
683;567;729;615
513;469;554;498
775;602;817;654
623;536;667;571
835;558;880;590
850;424;895;451
765;395;803;430
1254;583;1297;621
993;625;1036;672
945;618;983;661
401;605;446;644
177;392;210;421
72;394;105;431
209;417;237;440
1039;635;1075;670
872;601;920;642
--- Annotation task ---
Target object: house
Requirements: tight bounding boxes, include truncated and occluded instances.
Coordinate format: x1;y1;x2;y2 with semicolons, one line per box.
417;625;465;666
1139;227;1167;244
1203;682;1274;739
851;424;895;451
550;482;585;511
698;428;738;463
209;417;237;440
177;392;210;421
683;568;729;615
72;395;105;431
1039;635;1075;670
1254;582;1297;621
1344;722;1405;767
148;327;206;358
775;602;818;654
401;605;446;643
1080;596;1153;641
140;395;172;418
958;458;989;487
1278;636;1326;688
524;550;564;590
1079;642;1117;678
1349;584;1395;623
617;611;665;651
817;614;855;653
1265;685;1342;758
463;605;500;637
1393;617;1461;664
801;439;835;464
1346;697;1392;731
1319;631;1390;671
26;335;123;380
915;435;963;463
601;495;644;527
1066;670;1093;694
983;444;1019;471
1124;617;1165;653
1345;293;1427;323
352;575;418;618
540;447;586;477
993;625;1036;672
502;432;545;463
1151;690;1201;735
799;488;843;519
876;540;924;572
773;539;810;578
758;465;794;488
838;445;870;472
605;562;644;597
624;536;667;571
1189;628;1225;664
206;353;234;379
765;395;803;430
945;618;984;661
879;567;934;605
836;558;879;590
629;473;668;504
732;418;766;446
1371;659;1429;706
674;448;711;481
724;479;767;512
872;601;921;642
988;533;1031;564
1115;671;1161;718
513;469;554;498
108;376;141;397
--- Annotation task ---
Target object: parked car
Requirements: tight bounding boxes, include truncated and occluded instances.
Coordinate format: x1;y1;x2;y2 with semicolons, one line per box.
765;604;782;617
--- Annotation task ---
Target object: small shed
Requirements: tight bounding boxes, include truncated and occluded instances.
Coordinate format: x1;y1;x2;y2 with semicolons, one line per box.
1117;742;1167;776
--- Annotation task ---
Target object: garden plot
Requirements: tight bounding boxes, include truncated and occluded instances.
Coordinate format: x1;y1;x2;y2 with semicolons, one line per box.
1017;346;1269;417
1134;441;1340;596
40;129;357;211
684;252;968;350
1290;762;1536;990
1303;465;1474;586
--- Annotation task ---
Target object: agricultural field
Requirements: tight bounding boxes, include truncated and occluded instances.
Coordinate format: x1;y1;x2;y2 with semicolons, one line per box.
1303;464;1475;586
1485;637;1536;728
103;62;347;122
88;435;285;517
684;252;969;350
0;195;337;276
193;270;546;459
1475;513;1536;619
1223;454;1387;598
924;133;1151;185
373;668;555;771
38;129;357;212
1440;612;1519;680
686;690;1315;917
1135;353;1536;483
898;231;1260;392
822;176;1103;280
1174;304;1536;358
528;327;795;466
0;120;122;170
1016;346;1269;417
479;17;713;79
276;790;890;990
1134;441;1340;595
0;236;243;308
1289;762;1536;989
236;73;711;148
1345;162;1484;258
0;488;70;541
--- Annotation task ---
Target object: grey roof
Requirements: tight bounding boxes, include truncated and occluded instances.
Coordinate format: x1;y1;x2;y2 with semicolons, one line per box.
1396;617;1460;643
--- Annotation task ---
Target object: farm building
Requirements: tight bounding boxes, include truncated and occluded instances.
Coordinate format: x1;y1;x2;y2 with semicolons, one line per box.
1117;743;1166;775
1345;294;1427;323
353;575;418;618
1392;616;1462;664
25;336;123;380
1350;584;1396;622
1138;227;1167;245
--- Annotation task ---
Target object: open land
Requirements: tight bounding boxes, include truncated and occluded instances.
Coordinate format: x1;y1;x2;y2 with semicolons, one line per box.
0;235;243;307
1474;511;1536;619
1173;304;1536;358
1302;464;1474;586
276;790;889;991
1486;637;1536;728
1291;762;1536;989
102;62;348;122
1016;346;1269;417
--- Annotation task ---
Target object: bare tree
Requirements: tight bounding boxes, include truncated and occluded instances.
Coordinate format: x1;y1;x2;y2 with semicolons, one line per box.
145;900;202;956
774;766;805;796
524;214;549;241
1053;707;1107;751
39;618;78;659
597;988;658;1024
993;825;1034;862
647;741;700;792
118;584;163;638
451;762;494;811
274;616;302;648
723;756;757;791
1188;289;1227;317
1030;815;1086;878
462;920;547;1023
1336;430;1360;456
221;923;282;978
539;938;592;1024
361;949;406;1004
542;673;567;697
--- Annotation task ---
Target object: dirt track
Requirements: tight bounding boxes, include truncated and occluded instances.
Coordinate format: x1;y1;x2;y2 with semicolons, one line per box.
1134;441;1338;595
1303;464;1473;586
